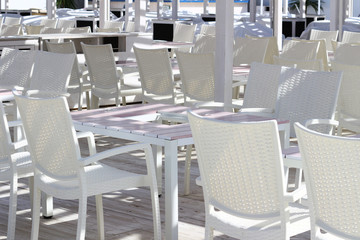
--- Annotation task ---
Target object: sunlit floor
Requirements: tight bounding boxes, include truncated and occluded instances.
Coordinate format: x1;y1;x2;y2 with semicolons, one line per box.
0;135;310;239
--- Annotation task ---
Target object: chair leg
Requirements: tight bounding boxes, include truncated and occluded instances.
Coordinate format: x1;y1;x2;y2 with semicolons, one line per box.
91;95;99;109
7;177;18;240
76;195;88;240
28;177;34;215
122;96;126;106
152;145;163;195
78;92;83;111
205;224;214;240
184;144;193;195
41;193;53;218
85;91;91;110
31;188;41;240
95;195;105;240
150;179;161;240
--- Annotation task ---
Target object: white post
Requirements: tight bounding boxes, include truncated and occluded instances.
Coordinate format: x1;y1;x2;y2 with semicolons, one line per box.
99;0;110;28
300;0;306;18
157;0;163;19
274;0;283;51
5;0;8;14
330;0;339;31
125;0;132;26
317;0;321;15
84;0;88;9
93;0;98;10
260;0;264;15
214;0;233;107
339;0;345;40
250;0;256;23
135;0;146;32
172;0;179;20
203;0;209;14
283;0;288;15
47;0;56;19
347;0;353;18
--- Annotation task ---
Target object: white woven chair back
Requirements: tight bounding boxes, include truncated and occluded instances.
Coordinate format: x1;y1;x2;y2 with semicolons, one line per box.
177;51;214;104
276;68;342;137
14;93;80;181
56;19;76;30
173;23;197;43
233;37;269;65
96;27;121;33
4;17;21;26
273;55;323;71
66;26;91;33
199;24;215;36
246;35;279;64
125;21;135;32
1;25;22;36
41;27;63;34
0;103;12;164
104;21;124;31
295;123;360;240
309;29;339;52
191;34;216;54
40;19;58;28
25;25;44;35
188;112;285;218
0;48;35;89
334;43;360;65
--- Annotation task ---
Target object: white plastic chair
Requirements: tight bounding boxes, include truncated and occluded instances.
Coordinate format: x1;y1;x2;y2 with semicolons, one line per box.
133;44;183;104
309;29;339;52
27;50;75;97
96;27;121;33
233;37;269;65
103;20;125;31
40;18;58;28
24;25;44;35
177;51;215;106
246;35;279;64
188;111;310;240
0;101;32;240
331;61;360;134
199;24;215;36
56;19;76;30
4;17;21;26
81;43;141;108
333;43;360;66
341;30;360;43
171;23;197;56
1;25;22;36
191;34;216;54
40;27;63;34
273;55;324;71
124;21;135;32
66;26;91;33
13;92;161;240
46;41;91;110
295;122;360;240
0;48;35;90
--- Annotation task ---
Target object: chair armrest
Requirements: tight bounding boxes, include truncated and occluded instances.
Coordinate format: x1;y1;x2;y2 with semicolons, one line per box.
194;101;235;112
79;143;152;166
8;120;22;128
238;108;275;118
158;111;188;123
25;90;70;98
12;139;28;150
76;131;96;156
284;184;307;203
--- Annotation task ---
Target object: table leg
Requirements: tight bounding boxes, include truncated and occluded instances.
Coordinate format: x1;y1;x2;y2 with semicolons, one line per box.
152;144;163;194
165;140;178;240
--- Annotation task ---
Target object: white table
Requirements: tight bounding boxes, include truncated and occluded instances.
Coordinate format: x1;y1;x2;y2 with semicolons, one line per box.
71;103;290;240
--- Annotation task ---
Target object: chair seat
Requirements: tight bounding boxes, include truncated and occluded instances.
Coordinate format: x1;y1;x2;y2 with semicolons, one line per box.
208;202;309;240
38;163;148;200
92;86;142;98
0;152;32;181
143;90;184;105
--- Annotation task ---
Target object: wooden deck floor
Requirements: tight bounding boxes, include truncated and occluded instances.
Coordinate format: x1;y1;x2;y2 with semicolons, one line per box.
0;135;311;240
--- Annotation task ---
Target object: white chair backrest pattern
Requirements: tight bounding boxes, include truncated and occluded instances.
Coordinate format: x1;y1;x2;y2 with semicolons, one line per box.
281;39;319;61
28;51;75;95
177;51;215;105
188;112;286;222
295;123;360;240
46;41;80;87
0;102;13;164
40;27;63;34
40;18;58;28
199;24;215;36
191;34;216;54
4;17;21;26
334;43;360;66
14;93;80;181
96;27;121;33
104;21;124;31
173;23;197;43
66;26;91;34
125;21;135;32
242;62;282;110
133;45;175;103
81;43;118;91
276;68;342;137
56;19;76;30
233;37;269;65
331;61;360;119
246;35;279;64
25;25;44;35
273;55;324;71
309;29;339;52
341;31;360;44
0;48;35;89
1;25;22;36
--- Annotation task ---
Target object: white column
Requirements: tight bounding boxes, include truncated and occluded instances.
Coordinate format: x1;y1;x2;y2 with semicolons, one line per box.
214;0;234;107
250;0;256;23
84;0;88;9
203;0;209;14
172;0;179;20
135;0;146;32
100;0;110;28
339;0;345;40
300;0;306;18
47;0;56;19
260;0;264;15
157;0;163;19
317;0;321;15
283;0;288;15
347;0;353;17
5;0;9;13
125;0;132;26
93;0;98;10
274;0;283;51
330;0;339;31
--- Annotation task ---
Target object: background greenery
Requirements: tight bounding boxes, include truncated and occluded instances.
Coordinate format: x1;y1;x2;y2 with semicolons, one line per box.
56;0;76;9
289;0;324;14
